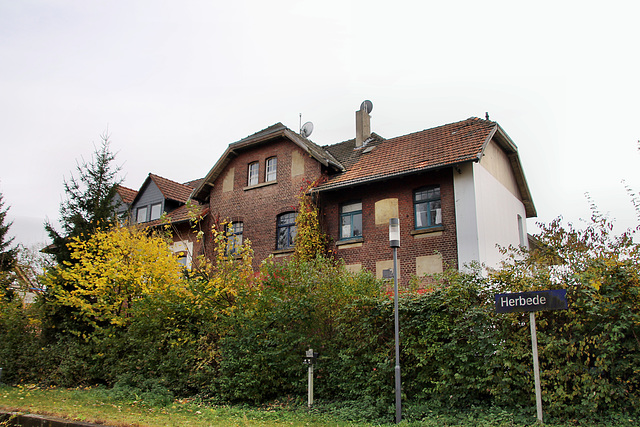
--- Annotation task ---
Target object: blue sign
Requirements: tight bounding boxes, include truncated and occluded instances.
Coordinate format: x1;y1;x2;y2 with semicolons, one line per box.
495;289;568;314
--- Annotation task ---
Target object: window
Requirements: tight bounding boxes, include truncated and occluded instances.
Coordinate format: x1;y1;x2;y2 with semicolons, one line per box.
176;251;188;267
276;212;297;250
136;206;148;223
340;201;362;239
150;203;162;221
414;186;441;229
171;240;193;269
517;214;526;247
265;157;277;182
248;162;259;186
227;221;244;255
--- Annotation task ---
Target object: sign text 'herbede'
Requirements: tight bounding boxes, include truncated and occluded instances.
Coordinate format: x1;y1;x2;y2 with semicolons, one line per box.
495;289;567;314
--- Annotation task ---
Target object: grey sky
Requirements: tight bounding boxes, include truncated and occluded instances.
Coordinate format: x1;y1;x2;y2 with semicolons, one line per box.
1;0;639;248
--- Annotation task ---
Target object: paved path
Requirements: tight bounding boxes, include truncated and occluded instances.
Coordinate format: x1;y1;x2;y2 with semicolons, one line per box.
0;410;115;427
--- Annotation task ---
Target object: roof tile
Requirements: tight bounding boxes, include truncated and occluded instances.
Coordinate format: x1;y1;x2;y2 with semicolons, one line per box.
116;185;138;204
318;117;496;191
149;173;197;203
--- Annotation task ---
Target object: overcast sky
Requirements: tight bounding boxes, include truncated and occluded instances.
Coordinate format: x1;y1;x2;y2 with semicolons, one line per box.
1;0;639;249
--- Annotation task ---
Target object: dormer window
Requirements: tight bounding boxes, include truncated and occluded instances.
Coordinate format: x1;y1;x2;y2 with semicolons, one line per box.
136;206;148;223
150;203;162;221
248;162;259;186
265;157;277;182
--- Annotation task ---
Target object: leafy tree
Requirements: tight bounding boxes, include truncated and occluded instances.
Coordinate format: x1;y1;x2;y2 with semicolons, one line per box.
44;225;184;332
490;213;640;416
45;133;123;265
0;191;18;300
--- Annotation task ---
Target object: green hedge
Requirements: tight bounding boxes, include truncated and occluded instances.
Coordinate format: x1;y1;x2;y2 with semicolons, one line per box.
1;223;639;422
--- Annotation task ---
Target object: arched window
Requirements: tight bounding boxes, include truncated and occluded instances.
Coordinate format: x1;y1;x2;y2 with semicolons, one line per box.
248;162;259;186
227;221;244;254
276;212;297;250
265;157;277;182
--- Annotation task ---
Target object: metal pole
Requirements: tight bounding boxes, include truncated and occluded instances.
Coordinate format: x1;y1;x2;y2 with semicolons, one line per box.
530;311;543;424
308;363;314;408
393;246;402;424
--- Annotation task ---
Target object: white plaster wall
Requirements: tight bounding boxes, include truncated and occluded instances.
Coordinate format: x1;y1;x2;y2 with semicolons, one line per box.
453;162;480;269
454;162;528;270
473;162;528;269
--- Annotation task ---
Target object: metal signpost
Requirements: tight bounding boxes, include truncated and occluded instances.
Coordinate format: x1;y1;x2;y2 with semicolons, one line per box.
389;218;401;424
495;289;568;424
303;349;318;408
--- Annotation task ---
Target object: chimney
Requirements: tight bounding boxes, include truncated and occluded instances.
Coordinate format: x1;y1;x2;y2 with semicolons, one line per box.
355;100;372;148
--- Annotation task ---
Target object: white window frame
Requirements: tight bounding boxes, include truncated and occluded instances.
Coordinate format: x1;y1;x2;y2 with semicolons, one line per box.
171;240;194;269
265;157;277;182
248;162;259;186
150;203;163;221
136;206;148;223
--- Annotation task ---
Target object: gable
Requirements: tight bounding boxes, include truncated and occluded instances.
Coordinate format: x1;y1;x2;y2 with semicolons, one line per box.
479;138;520;199
480;125;536;217
191;123;342;201
131;180;163;210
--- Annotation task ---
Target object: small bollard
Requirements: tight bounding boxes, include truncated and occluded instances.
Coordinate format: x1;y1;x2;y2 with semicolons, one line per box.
303;349;319;407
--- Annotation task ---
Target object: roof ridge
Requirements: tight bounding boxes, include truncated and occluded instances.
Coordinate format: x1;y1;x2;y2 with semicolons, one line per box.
233;122;287;145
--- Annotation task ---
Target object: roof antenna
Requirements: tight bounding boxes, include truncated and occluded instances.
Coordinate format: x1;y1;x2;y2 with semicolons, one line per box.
485;112;490;120
299;112;314;138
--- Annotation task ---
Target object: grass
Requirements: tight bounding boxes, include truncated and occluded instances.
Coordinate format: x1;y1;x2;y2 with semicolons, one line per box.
0;385;363;427
0;385;638;427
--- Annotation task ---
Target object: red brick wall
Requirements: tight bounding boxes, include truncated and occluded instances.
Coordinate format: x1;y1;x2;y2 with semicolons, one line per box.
206;137;324;267
203;138;459;283
318;168;458;286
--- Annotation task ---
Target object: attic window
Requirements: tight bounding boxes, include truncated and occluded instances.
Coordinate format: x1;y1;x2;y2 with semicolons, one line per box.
355;137;375;150
150;203;162;221
363;145;375;154
136;206;148;223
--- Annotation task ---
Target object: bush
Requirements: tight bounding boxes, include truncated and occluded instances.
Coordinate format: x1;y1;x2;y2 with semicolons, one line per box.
3;212;639;423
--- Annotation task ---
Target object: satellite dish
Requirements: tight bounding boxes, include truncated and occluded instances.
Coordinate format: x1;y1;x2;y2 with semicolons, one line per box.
301;121;314;138
360;100;373;114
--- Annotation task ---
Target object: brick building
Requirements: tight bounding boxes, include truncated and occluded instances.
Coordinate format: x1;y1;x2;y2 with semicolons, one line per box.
189;103;536;284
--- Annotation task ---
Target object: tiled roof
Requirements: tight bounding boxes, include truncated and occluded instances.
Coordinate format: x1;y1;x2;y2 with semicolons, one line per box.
149;173;195;203
317;117;497;191
116;185;138;204
183;178;204;188
145;203;209;228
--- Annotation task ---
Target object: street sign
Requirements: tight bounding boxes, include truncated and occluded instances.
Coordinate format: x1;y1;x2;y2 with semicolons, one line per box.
495;289;567;314
494;289;568;424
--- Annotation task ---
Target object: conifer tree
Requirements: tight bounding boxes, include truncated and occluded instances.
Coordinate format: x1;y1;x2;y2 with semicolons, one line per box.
0;191;18;300
45;133;122;265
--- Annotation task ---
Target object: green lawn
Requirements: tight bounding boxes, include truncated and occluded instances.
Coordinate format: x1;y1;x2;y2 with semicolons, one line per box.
0;385;365;427
1;385;637;427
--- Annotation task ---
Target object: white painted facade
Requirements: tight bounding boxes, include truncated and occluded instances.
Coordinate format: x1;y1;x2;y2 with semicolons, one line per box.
454;140;529;270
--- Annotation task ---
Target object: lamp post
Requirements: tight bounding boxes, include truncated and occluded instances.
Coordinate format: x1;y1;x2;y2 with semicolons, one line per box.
389;218;401;424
